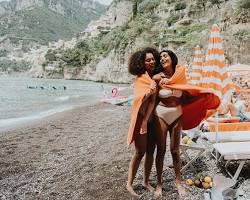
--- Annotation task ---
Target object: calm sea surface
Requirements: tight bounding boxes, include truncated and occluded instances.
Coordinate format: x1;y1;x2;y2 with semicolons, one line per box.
0;76;122;131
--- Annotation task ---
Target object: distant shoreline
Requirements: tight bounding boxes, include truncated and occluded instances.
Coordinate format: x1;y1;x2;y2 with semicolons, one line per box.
0;104;76;134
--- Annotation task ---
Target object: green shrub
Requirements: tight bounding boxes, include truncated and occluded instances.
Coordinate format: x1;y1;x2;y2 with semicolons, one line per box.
0;50;8;57
45;51;57;61
133;0;143;17
174;2;186;11
210;0;221;4
167;0;175;3
233;30;250;41
61;40;96;67
166;13;181;26
0;59;31;72
137;0;161;14
238;0;250;9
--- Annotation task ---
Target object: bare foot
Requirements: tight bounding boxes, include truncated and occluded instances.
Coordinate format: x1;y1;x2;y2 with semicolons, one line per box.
176;184;186;197
126;183;140;197
154;185;162;198
143;183;155;192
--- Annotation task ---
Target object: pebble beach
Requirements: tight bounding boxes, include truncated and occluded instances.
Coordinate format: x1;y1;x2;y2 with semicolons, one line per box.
0;99;249;200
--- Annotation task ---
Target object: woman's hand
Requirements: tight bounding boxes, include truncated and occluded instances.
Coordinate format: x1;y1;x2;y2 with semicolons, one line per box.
160;78;170;84
140;120;147;134
152;72;166;81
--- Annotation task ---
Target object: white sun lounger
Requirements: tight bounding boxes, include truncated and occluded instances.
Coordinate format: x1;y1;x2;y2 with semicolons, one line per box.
213;142;250;180
203;131;250;143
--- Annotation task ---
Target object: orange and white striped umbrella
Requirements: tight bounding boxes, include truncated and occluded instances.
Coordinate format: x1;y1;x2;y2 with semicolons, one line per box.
184;65;191;83
201;24;236;100
190;45;203;85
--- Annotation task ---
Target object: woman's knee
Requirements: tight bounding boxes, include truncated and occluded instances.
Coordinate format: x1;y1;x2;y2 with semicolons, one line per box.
135;149;146;159
146;144;155;156
156;146;166;158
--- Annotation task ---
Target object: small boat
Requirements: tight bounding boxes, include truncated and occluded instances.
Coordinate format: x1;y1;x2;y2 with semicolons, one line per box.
100;96;129;105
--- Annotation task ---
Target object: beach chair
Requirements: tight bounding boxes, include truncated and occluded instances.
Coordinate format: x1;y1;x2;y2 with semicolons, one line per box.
180;141;207;172
202;131;250;143
180;130;207;172
202;130;250;160
213;142;250;180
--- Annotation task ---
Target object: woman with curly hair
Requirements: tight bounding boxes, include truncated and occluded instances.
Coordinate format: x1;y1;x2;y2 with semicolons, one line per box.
127;47;160;197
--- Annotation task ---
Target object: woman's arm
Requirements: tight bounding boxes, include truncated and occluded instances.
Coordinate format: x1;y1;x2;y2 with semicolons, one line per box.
152;72;166;83
140;80;158;134
140;92;157;134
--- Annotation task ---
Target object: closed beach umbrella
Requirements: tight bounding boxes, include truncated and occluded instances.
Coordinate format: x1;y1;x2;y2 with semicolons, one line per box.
201;24;239;158
190;45;203;85
201;24;236;101
185;65;191;83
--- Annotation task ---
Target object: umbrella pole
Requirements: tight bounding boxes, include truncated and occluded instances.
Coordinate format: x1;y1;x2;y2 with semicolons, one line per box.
215;111;219;163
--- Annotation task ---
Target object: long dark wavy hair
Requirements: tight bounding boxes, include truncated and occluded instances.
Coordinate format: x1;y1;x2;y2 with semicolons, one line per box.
158;49;178;73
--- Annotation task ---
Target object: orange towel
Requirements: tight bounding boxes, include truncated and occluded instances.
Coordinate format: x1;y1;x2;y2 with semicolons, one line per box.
159;65;221;129
209;121;250;131
127;72;153;145
127;66;221;145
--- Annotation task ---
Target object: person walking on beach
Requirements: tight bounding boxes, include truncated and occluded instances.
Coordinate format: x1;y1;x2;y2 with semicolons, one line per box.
152;49;221;197
127;47;160;197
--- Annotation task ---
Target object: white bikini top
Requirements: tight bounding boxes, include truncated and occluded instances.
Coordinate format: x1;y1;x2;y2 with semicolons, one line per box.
159;88;182;98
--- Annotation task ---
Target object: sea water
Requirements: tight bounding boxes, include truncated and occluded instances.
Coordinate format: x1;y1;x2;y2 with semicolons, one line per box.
0;76;121;131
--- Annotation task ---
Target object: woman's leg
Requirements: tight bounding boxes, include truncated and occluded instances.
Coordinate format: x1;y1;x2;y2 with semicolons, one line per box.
143;120;156;192
128;94;157;194
169;119;186;197
154;117;168;197
127;133;147;196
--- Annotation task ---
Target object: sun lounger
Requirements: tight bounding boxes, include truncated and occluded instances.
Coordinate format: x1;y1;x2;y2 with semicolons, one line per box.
213;142;250;180
180;140;207;172
203;131;250;143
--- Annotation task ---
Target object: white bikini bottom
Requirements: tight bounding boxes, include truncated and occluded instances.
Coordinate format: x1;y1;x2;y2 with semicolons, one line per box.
155;104;182;125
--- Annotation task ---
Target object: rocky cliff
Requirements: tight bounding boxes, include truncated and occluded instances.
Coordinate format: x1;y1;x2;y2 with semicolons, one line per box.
0;0;107;73
43;0;249;83
3;0;250;84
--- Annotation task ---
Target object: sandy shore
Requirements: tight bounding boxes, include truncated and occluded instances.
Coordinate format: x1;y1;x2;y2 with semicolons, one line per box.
0;103;249;200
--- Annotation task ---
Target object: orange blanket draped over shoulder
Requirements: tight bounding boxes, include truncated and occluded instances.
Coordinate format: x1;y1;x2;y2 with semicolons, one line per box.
159;65;220;130
127;65;221;145
127;72;153;145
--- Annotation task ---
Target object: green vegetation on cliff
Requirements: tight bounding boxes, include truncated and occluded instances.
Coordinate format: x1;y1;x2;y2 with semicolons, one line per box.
46;0;250;74
238;0;250;9
57;0;161;69
0;0;106;44
0;59;30;72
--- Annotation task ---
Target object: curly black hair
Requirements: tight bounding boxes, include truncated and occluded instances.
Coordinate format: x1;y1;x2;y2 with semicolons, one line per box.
128;47;160;76
128;50;142;76
159;49;178;73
